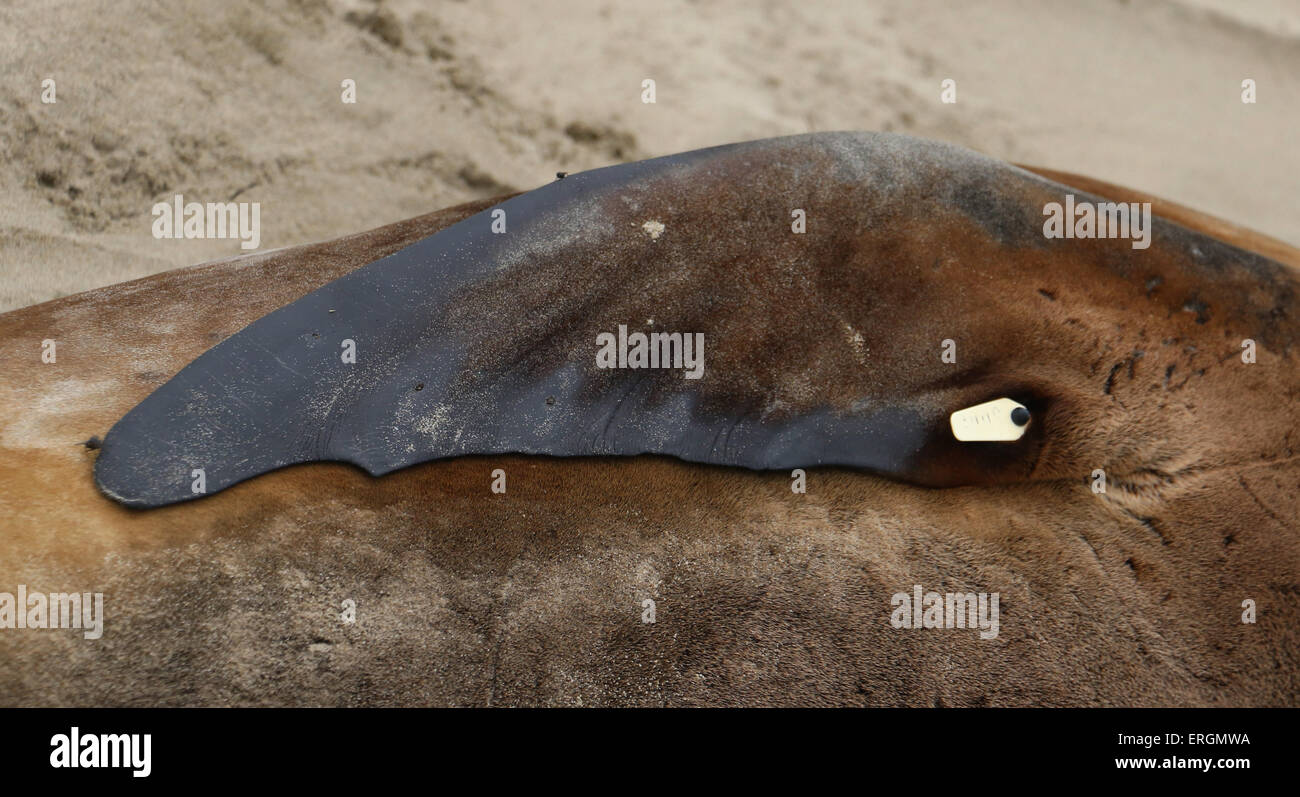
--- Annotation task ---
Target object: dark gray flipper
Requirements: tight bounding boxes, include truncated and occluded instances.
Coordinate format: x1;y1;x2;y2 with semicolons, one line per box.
95;132;1048;507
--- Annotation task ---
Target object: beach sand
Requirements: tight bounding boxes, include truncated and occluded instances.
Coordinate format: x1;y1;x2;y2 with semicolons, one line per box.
2;0;1297;312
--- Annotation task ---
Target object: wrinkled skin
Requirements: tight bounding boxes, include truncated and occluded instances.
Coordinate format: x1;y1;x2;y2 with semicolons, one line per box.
0;135;1297;706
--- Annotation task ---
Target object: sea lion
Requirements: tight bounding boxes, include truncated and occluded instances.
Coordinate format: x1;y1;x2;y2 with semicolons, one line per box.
1;132;1296;706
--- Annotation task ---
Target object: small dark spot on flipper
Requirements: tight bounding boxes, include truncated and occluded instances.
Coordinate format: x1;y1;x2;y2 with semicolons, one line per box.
1127;350;1144;379
1037;289;1056;301
82;436;102;450
1182;297;1210;325
1123;510;1169;546
1103;362;1123;395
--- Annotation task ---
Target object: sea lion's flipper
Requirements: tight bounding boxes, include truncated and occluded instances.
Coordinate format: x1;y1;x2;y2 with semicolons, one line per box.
96;132;1079;507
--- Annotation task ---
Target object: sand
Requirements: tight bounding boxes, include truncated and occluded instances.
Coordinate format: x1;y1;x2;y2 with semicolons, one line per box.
2;0;1298;312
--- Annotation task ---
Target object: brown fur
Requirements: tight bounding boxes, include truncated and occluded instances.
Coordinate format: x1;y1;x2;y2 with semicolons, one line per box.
1;158;1296;706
